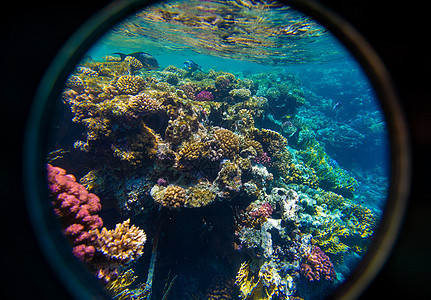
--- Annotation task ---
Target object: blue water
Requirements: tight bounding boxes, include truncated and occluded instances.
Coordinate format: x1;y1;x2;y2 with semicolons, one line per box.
48;1;391;299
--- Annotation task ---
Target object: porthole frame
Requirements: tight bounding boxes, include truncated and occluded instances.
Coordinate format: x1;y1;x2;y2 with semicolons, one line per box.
24;0;410;299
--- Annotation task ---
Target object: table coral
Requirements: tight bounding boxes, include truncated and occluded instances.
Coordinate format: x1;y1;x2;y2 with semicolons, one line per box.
47;164;103;261
93;219;146;265
300;246;335;282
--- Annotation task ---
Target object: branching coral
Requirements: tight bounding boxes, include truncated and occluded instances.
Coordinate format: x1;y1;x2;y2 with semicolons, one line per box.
311;219;350;255
235;261;290;300
47;164;103;261
344;203;377;239
93;219;146;265
300;246;335;282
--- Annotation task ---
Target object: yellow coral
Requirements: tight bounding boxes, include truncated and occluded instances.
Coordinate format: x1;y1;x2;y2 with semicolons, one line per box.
312;219;350;255
178;141;202;161
214;128;240;158
345;203;377;239
186;182;216;207
235;262;285;300
93;219;146;265
162;185;187;209
116;75;145;95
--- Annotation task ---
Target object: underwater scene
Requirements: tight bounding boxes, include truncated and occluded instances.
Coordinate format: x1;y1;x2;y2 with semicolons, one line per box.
46;0;390;299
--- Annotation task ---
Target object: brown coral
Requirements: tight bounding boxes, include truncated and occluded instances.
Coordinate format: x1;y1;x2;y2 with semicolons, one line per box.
116;75;145;95
93;219;146;265
178;141;202;161
213;128;240;158
186;182;217;208
162;185;187;209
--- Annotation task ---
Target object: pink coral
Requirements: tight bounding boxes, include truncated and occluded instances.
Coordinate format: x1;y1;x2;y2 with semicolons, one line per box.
195;90;214;102
300;246;335;282
47;164;103;261
249;202;273;218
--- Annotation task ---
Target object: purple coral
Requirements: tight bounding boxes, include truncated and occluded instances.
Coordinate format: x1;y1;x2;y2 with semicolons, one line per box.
300;246;336;282
195;90;214;102
157;178;168;186
253;152;271;166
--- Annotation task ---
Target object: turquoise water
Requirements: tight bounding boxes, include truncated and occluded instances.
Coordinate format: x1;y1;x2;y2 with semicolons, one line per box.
47;1;390;299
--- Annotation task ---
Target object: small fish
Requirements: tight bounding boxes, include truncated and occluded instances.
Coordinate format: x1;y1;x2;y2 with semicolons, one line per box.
332;101;343;110
183;60;202;72
113;52;159;70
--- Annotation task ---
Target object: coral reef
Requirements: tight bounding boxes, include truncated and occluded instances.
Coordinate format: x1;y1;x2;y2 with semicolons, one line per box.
49;50;386;299
47;164;103;261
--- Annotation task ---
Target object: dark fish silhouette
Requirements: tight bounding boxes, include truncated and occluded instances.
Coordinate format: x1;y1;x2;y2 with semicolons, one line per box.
114;52;159;70
183;60;202;72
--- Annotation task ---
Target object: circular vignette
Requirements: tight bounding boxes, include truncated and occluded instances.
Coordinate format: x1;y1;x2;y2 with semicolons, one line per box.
23;0;411;299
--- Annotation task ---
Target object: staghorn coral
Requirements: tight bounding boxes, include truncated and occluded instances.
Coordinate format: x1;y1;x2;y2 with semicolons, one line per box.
93;219;146;265
213;128;240;158
300;246;335;282
47;164;103;261
116;75;145;95
344;203;377;239
241;139;263;156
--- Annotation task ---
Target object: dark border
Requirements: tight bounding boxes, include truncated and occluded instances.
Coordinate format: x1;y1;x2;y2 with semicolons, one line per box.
23;0;411;299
